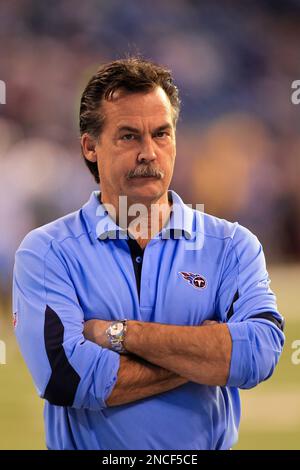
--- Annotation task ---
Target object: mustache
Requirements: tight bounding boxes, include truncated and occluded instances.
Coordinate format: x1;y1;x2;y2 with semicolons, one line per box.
126;166;164;179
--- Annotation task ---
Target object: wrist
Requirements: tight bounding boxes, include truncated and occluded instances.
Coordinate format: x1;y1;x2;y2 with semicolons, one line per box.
84;319;110;348
123;320;141;353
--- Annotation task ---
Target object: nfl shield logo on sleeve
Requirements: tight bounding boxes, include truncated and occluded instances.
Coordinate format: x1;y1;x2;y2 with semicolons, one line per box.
13;312;18;329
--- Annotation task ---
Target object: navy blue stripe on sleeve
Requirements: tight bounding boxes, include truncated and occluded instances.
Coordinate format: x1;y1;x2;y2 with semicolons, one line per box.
227;291;239;320
44;305;81;406
226;291;284;331
250;312;285;332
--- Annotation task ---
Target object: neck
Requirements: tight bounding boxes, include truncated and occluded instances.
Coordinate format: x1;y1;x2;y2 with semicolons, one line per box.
100;191;172;247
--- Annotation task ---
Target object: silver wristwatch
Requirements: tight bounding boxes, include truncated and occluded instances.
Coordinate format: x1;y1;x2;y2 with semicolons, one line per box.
106;320;127;354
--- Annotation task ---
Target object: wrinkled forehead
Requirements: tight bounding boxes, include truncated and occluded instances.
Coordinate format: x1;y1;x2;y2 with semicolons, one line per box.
101;87;175;126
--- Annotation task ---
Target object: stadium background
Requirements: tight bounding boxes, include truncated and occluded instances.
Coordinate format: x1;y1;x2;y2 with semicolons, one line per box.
0;0;299;449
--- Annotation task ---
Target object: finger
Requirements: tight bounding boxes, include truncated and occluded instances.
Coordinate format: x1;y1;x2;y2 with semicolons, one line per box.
202;320;218;325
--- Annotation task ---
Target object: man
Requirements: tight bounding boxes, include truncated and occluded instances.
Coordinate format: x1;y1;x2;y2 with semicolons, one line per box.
13;57;285;450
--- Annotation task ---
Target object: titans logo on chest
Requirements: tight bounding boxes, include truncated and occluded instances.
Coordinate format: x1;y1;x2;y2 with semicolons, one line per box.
179;271;207;289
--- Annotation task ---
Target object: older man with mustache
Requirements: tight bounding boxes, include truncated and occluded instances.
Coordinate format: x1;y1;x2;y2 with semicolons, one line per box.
13;57;284;450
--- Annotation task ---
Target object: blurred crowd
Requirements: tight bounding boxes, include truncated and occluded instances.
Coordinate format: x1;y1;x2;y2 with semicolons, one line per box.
0;0;300;295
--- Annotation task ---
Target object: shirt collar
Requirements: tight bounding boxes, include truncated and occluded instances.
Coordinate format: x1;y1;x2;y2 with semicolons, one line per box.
81;190;194;243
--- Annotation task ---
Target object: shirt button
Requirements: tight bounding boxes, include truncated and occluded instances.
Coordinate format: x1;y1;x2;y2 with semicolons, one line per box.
135;256;142;264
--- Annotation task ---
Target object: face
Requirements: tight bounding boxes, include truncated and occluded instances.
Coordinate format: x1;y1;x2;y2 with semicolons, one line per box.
83;87;176;206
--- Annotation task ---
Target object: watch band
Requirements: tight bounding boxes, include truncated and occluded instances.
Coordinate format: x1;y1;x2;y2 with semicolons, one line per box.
106;320;127;354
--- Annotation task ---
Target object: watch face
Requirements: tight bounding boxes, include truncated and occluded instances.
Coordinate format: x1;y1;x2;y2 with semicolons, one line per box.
110;322;123;336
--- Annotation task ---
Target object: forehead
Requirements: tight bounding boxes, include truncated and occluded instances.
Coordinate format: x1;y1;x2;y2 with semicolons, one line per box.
101;87;174;128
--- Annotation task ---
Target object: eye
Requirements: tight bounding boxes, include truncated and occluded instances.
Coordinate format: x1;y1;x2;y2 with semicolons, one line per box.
155;131;169;138
121;134;136;141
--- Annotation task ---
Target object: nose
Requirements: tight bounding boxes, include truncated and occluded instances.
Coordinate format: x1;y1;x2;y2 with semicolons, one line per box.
137;137;157;164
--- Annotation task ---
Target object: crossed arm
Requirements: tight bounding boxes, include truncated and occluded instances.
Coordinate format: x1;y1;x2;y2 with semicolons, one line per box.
84;319;232;407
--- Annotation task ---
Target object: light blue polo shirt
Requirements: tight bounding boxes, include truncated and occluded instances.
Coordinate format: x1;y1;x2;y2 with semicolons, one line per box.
13;190;284;450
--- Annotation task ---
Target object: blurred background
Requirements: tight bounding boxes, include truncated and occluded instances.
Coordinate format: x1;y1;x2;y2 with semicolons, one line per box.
0;0;300;449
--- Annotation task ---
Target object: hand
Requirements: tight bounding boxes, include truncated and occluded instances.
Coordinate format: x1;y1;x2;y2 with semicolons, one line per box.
202;320;219;326
84;319;111;348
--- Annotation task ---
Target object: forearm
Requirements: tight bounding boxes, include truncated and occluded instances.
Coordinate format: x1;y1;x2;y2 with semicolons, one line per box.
106;354;188;407
124;321;232;386
84;318;231;390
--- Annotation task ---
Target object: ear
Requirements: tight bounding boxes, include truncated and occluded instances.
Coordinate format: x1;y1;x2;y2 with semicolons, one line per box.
81;133;98;162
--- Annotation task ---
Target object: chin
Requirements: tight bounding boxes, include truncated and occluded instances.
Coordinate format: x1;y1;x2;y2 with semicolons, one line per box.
125;182;164;201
